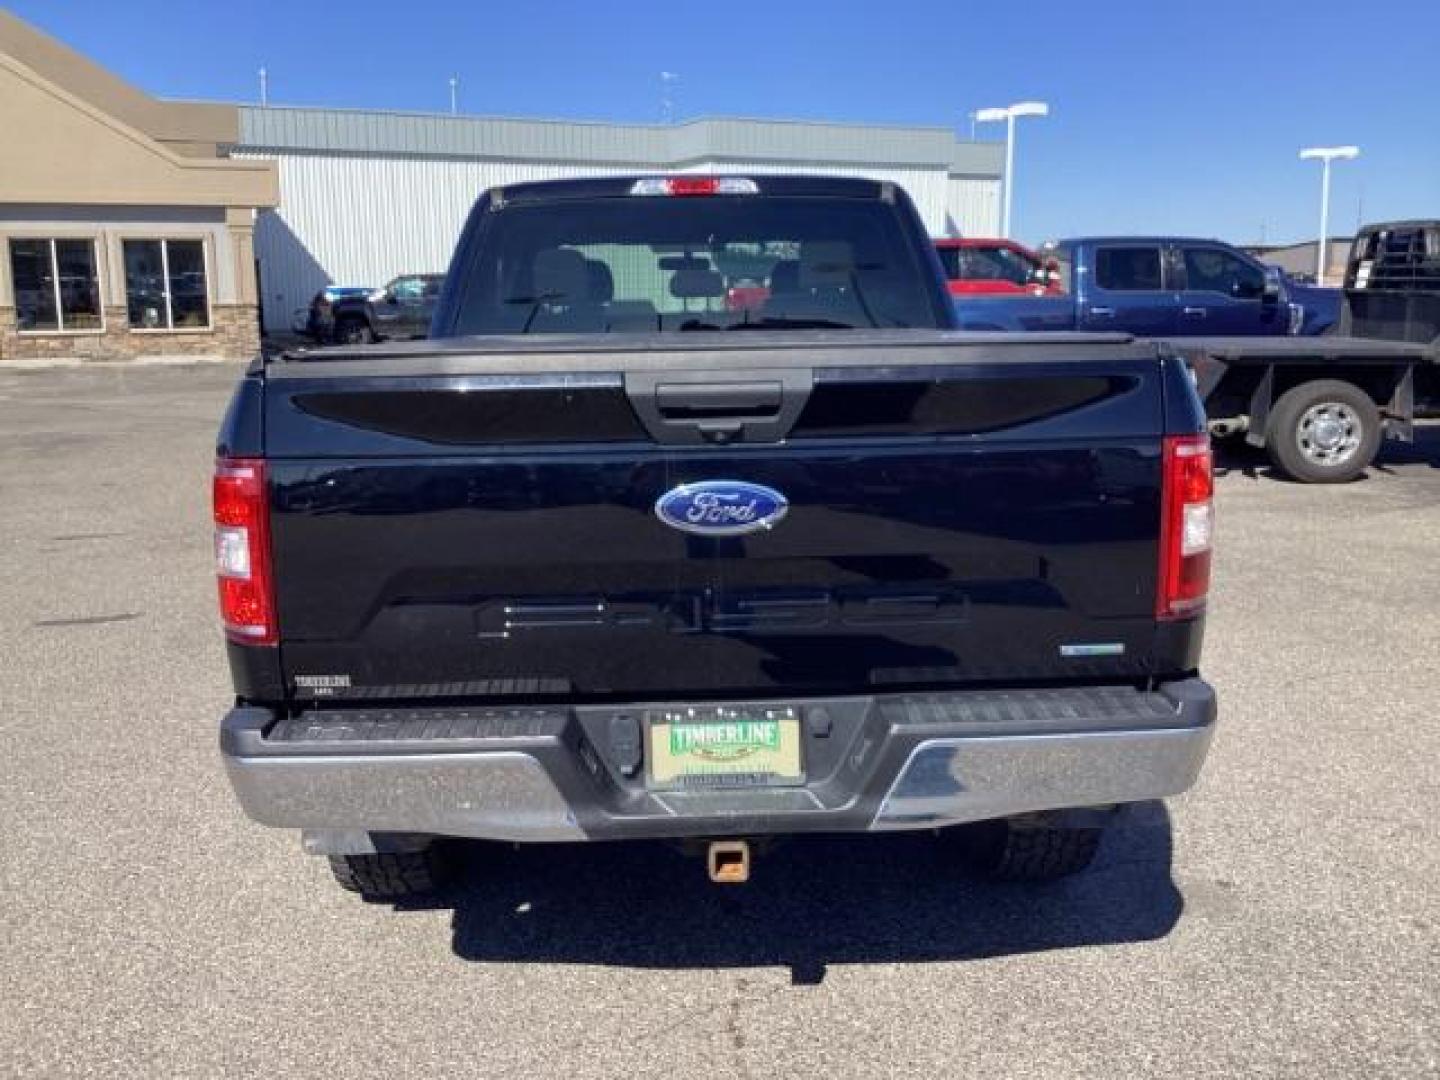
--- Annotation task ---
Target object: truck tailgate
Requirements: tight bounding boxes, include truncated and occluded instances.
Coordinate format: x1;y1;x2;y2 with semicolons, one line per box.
260;334;1173;702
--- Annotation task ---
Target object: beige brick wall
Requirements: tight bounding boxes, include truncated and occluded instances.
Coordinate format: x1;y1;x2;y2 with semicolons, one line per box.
0;303;259;362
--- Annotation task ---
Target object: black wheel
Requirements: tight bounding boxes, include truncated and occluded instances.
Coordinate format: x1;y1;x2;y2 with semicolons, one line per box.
334;317;373;346
327;847;449;899
1265;378;1381;483
944;818;1104;882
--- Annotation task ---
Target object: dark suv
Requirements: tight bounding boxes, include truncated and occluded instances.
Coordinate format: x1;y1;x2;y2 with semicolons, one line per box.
309;273;445;344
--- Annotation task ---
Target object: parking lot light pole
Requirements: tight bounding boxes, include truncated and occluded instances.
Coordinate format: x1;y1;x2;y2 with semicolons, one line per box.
976;101;1049;238
1299;146;1360;286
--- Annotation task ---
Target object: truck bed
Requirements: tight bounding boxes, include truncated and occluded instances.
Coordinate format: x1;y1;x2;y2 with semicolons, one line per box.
225;330;1203;706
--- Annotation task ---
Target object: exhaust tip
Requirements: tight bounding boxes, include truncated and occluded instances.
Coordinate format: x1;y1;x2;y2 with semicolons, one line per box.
707;840;751;884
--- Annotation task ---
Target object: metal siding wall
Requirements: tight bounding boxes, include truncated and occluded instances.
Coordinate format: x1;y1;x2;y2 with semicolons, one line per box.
238;107;1005;176
239;153;640;331
946;177;1002;237
238;151;985;331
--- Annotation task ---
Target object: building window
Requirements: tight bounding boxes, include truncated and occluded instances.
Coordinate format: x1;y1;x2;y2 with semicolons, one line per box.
123;239;210;330
9;238;104;332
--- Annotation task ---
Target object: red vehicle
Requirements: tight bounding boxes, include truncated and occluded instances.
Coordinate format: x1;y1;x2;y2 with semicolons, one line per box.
935;238;1062;296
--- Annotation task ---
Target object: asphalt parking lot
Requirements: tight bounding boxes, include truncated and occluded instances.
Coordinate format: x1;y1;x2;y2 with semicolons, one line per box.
1;362;1436;1078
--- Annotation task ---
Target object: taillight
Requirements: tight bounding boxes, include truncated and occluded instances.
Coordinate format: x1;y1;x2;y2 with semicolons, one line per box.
1157;434;1213;620
213;456;277;645
629;176;759;197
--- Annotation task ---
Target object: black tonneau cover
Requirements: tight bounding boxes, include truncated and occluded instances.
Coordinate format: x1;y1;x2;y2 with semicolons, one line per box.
268;329;1149;380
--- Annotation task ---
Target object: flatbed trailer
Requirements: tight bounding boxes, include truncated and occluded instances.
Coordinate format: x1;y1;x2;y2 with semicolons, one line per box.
1165;330;1438;483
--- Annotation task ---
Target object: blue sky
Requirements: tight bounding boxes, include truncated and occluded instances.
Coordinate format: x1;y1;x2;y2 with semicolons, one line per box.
11;0;1438;245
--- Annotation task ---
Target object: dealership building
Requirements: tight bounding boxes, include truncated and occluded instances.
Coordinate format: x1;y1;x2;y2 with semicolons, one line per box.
0;11;1003;358
0;12;277;362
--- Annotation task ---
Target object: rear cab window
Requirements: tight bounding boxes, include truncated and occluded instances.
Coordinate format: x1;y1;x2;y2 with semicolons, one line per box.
450;193;945;334
1094;246;1164;291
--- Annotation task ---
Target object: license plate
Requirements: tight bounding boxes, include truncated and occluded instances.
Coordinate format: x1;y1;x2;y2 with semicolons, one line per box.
647;707;803;788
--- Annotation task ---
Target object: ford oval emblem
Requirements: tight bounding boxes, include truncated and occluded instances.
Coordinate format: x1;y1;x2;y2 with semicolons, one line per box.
654;480;788;537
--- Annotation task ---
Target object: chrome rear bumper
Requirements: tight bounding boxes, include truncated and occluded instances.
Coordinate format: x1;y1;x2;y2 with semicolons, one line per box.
222;679;1216;844
872;725;1212;830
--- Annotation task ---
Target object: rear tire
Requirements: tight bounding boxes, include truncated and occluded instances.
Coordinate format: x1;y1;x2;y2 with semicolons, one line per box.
946;818;1104;882
1265;378;1380;483
327;847;449;899
334;317;373;346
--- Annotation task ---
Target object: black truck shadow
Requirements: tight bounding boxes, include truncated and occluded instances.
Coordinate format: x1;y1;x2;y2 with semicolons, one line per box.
1214;422;1440;482
254;209;333;339
1375;422;1440;472
400;802;1182;981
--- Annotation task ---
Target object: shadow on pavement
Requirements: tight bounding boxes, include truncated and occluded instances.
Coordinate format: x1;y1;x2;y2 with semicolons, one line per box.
1213;422;1440;482
1374;422;1440;472
408;801;1182;981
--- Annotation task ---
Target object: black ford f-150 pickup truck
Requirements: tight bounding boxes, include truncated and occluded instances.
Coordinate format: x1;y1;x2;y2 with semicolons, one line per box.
216;175;1217;898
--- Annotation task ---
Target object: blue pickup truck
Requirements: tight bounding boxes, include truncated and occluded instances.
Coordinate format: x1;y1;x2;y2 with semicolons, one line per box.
216;175;1219;899
951;235;1440;483
953;237;1340;338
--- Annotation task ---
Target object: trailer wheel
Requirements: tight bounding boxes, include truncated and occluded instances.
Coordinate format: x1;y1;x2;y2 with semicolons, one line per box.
1265;379;1380;483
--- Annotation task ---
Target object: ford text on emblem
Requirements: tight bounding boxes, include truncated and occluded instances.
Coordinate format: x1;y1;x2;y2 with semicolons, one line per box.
654;481;788;537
